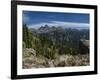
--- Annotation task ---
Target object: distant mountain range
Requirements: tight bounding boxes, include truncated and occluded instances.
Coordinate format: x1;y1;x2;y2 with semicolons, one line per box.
30;25;89;49
30;25;64;34
30;24;89;37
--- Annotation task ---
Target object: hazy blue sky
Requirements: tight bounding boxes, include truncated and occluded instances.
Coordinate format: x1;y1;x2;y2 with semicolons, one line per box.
22;11;90;29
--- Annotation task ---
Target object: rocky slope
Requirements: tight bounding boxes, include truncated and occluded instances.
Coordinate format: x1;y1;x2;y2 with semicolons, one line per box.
22;48;89;69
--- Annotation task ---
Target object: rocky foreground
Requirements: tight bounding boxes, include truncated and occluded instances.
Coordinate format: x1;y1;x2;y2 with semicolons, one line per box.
22;48;89;69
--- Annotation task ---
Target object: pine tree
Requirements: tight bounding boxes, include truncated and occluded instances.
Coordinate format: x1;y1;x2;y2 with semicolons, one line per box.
23;24;33;48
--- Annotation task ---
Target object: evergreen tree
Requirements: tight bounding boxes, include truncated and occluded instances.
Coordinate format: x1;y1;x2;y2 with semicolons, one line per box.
23;24;33;48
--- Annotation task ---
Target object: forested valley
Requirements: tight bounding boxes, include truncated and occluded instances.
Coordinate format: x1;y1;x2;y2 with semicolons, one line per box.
22;24;90;69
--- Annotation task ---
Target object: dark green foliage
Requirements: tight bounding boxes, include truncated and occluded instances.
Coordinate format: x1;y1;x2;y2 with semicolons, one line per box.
23;24;33;48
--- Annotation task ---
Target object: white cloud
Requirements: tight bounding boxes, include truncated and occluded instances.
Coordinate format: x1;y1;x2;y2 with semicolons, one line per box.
28;21;89;29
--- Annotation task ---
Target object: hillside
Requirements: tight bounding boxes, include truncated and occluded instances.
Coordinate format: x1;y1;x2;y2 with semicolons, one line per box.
22;24;90;69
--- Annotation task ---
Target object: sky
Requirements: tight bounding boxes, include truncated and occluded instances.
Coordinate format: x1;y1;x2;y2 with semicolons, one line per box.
22;11;90;29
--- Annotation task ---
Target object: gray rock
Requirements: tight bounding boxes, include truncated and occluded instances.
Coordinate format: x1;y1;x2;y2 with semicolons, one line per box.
47;60;55;67
23;48;36;56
